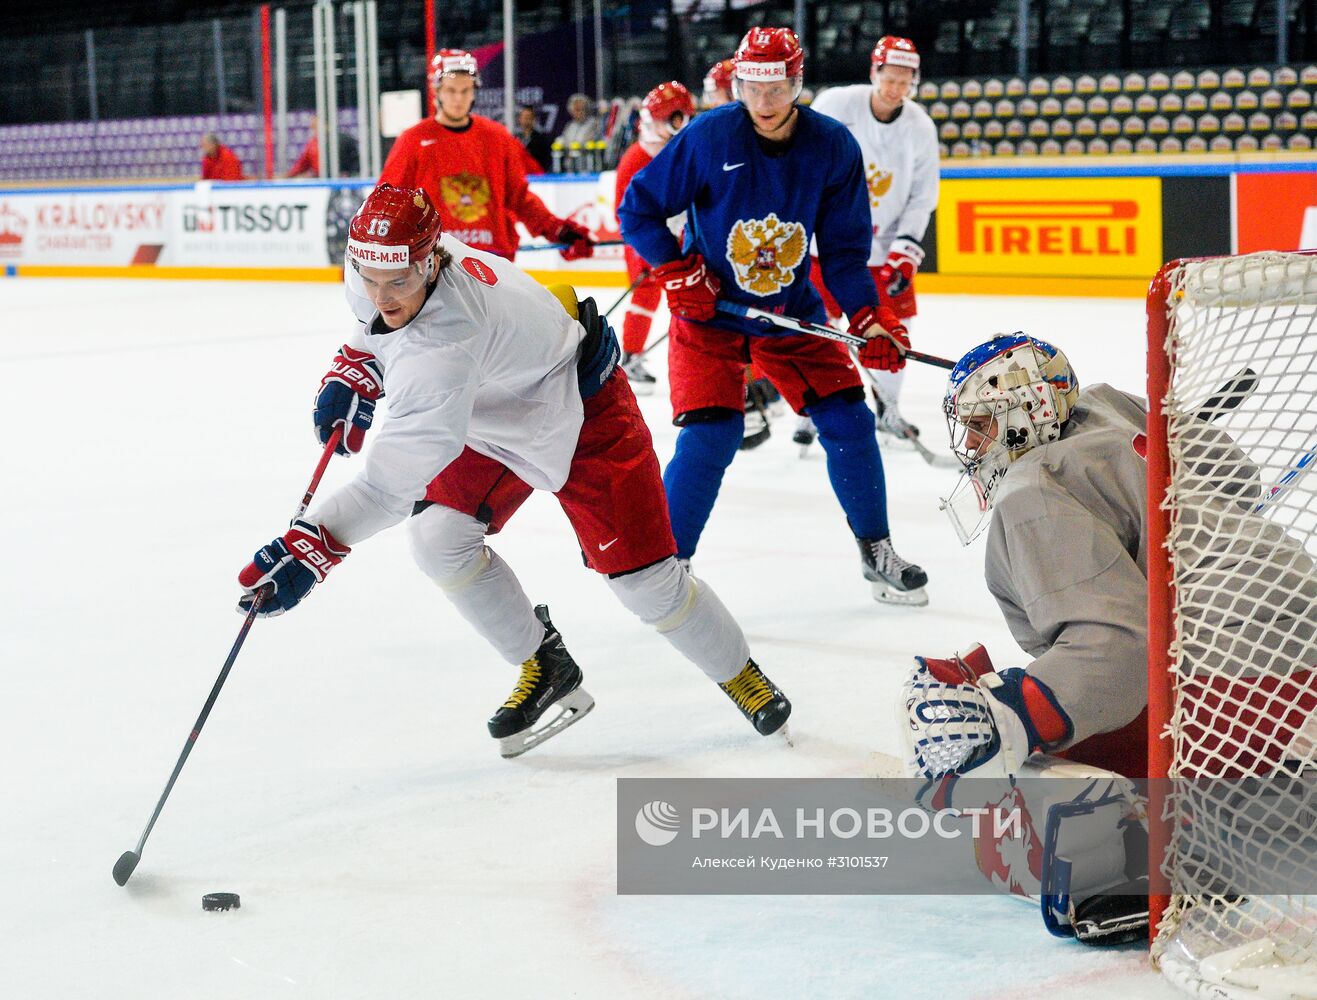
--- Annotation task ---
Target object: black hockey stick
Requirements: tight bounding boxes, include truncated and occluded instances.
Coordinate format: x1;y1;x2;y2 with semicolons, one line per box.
113;429;342;887
516;238;626;252
1195;367;1258;422
716;302;957;370
603;270;650;321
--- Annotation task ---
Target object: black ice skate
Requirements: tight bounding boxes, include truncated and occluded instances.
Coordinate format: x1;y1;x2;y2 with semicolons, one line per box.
792;415;816;456
719;659;792;737
488;605;595;758
621;352;657;394
857;536;929;607
740;380;772;450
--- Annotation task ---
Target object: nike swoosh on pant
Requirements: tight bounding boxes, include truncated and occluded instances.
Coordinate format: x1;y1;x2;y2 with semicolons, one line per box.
598;538;619;551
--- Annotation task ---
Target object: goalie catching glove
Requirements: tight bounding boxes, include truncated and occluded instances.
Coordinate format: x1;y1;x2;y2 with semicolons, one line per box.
900;643;1071;782
314;345;383;456
238;520;350;617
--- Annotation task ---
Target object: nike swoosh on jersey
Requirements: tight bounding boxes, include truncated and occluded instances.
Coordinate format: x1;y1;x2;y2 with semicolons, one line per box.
722;162;745;172
598;538;619;551
420;139;438;146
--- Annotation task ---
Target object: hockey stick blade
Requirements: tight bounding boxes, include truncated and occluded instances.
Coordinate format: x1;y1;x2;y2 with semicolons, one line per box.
112;850;139;886
1196;367;1258;422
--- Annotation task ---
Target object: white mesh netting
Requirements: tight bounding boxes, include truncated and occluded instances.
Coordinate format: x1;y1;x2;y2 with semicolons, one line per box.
1153;251;1317;999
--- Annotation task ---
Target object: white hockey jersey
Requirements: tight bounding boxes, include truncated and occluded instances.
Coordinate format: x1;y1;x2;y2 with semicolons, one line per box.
808;86;940;265
312;235;586;546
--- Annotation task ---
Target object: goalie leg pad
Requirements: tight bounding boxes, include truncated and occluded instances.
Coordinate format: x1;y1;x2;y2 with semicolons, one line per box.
408;504;542;664
608;557;750;684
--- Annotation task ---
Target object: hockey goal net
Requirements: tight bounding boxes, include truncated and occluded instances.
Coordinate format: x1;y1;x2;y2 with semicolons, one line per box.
1147;250;1317;999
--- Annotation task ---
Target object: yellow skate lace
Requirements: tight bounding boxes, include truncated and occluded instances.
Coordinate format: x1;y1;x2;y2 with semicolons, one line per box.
720;662;774;715
502;657;542;710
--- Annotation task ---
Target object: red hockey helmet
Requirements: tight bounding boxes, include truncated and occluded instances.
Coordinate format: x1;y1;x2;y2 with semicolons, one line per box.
347;184;442;271
733;27;805;84
703;58;736;101
641;81;696;130
429;48;481;88
871;36;920;83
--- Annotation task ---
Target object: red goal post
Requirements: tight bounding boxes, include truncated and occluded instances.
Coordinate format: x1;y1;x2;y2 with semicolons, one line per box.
1145;250;1317;998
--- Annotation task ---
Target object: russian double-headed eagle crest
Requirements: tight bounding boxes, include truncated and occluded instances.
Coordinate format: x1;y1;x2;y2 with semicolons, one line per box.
726;213;806;296
866;164;893;207
440;173;492;223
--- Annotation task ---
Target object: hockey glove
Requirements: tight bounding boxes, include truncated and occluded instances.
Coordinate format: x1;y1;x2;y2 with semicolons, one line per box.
877;236;924;298
555;219;595;261
654;253;721;322
314;345;384;456
899;643;1071;782
854;305;910;372
238;520;350;617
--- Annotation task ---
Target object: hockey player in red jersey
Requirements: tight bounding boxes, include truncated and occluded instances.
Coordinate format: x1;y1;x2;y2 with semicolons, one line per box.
702;58;735;108
797;36;939;451
613;81;696;392
239;185;792;757
378;49;593;262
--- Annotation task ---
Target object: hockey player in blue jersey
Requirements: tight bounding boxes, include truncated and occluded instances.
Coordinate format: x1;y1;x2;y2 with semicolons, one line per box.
617;26;928;605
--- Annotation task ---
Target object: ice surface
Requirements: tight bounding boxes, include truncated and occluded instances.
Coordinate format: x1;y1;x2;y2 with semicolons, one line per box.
1;277;1182;998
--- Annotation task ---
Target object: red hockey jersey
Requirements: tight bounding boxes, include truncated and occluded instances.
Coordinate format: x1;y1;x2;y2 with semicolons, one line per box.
380;116;561;260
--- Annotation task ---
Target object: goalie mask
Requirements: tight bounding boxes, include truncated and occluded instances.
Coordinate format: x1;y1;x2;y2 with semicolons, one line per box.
940;334;1079;544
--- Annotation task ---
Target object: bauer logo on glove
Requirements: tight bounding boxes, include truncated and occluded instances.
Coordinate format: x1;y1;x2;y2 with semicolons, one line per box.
314;345;384;456
238;520;350;617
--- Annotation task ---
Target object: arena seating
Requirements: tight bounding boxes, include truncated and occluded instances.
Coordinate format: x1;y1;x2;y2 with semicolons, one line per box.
920;63;1317;158
0;109;358;182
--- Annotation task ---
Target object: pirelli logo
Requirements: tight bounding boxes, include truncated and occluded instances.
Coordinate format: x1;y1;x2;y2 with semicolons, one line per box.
937;178;1162;278
958;200;1139;256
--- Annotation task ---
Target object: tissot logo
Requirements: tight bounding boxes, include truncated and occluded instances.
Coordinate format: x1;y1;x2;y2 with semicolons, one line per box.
956;200;1140;256
182;203;310;234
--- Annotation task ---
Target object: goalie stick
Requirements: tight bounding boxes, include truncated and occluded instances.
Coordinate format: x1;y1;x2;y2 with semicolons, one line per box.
112;429;342;887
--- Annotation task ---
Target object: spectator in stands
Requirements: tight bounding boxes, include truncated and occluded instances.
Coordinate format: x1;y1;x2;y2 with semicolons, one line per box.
515;105;553;173
558;93;600;145
285;115;360;178
200;133;244;181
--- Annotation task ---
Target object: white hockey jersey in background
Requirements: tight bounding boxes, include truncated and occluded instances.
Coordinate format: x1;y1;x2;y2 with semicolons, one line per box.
809;86;940;266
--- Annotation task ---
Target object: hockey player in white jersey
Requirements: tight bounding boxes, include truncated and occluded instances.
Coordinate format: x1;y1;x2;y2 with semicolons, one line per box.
796;36;939;450
237;185;791;756
898;334;1317;943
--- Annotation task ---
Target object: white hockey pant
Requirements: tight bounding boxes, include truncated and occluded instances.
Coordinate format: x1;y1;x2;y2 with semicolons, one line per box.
606;557;750;684
407;504;543;664
408;505;748;681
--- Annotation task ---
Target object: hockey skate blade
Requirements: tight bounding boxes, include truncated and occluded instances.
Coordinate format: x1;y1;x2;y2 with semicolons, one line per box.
870;580;929;608
497;687;595;758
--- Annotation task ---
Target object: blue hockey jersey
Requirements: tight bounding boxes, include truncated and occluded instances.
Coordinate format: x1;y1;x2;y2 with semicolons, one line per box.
617;102;877;337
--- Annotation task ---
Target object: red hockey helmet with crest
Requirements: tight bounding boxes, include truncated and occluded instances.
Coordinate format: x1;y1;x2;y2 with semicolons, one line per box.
871;36;920;83
733;27;805;84
429;48;481;89
346;184;442;270
641;81;696;130
703;58;736;99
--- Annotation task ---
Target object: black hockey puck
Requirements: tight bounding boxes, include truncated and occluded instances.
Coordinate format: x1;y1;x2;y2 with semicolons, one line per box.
201;892;241;911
